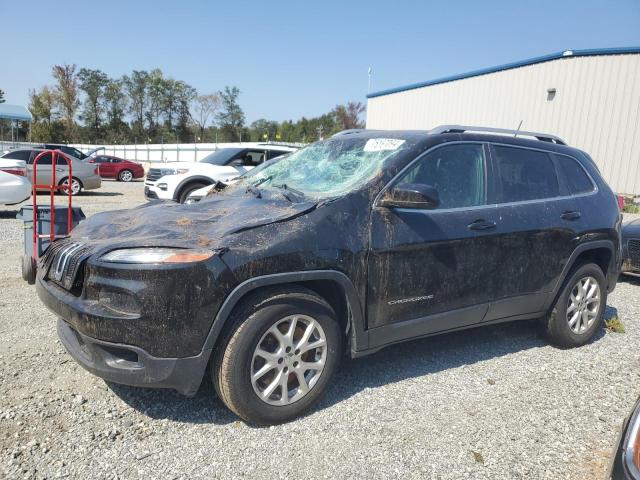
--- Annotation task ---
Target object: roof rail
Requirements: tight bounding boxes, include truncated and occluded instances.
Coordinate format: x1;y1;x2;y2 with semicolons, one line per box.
430;125;566;145
331;129;366;138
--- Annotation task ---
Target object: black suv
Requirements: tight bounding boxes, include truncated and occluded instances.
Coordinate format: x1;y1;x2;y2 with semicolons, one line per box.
36;126;621;424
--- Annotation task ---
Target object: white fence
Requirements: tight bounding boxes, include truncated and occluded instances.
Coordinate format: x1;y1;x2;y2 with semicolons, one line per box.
0;141;305;163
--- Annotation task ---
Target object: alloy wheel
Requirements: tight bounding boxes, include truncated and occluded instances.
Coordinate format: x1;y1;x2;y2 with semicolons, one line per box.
566;276;601;334
251;314;327;406
62;178;81;195
120;170;133;182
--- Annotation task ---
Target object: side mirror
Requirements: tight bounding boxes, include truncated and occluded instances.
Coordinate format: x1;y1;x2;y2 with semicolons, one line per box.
379;183;440;209
230;159;244;166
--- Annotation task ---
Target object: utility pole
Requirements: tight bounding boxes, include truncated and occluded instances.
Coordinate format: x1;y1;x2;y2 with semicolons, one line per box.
368;67;373;94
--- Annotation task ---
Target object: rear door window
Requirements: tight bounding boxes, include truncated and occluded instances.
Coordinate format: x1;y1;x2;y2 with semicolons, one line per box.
492;145;559;203
554;154;595;194
3;150;31;161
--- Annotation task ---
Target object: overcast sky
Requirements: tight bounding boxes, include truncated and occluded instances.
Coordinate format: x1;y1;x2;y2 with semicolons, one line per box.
2;0;640;123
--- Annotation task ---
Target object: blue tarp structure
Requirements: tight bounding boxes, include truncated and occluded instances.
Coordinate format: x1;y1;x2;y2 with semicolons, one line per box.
0;104;32;122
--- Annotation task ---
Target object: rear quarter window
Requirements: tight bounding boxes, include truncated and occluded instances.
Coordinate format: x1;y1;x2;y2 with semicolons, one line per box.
554;154;595;194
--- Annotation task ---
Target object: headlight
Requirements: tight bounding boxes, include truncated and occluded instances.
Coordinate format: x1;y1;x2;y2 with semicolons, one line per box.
101;248;213;264
160;168;189;176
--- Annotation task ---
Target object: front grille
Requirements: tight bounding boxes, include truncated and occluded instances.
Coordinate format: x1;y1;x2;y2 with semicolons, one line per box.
628;240;640;270
146;168;162;182
42;239;93;292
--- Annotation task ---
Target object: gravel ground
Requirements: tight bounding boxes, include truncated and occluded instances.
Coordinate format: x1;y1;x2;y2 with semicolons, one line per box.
1;181;639;479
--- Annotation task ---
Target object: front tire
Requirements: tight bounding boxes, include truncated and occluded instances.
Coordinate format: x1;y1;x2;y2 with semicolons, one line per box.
543;262;607;348
178;182;208;203
212;287;342;425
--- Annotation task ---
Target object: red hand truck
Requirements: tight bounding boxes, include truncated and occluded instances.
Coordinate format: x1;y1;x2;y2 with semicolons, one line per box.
22;150;74;283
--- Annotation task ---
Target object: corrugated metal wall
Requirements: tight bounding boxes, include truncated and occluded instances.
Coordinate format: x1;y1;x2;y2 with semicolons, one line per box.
366;54;640;194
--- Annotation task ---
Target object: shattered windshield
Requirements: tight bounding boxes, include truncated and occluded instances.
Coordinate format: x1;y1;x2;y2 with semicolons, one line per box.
243;137;408;199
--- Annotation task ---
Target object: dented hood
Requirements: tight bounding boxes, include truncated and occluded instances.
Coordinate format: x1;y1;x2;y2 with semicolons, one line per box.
71;186;316;251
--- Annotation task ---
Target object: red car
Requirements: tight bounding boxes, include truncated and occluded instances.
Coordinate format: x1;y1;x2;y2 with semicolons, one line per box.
88;155;144;182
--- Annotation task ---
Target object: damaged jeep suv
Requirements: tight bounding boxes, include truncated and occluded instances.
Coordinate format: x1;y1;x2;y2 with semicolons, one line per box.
36;126;621;424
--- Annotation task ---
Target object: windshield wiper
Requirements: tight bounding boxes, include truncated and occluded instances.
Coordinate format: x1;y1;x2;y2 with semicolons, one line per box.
273;183;305;202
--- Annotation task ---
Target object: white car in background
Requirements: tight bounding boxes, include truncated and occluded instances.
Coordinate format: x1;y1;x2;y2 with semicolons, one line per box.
144;144;297;203
184;154;291;204
0;159;31;205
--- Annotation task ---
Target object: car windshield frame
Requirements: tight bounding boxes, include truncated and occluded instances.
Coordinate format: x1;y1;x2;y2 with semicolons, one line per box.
240;137;409;200
199;148;245;166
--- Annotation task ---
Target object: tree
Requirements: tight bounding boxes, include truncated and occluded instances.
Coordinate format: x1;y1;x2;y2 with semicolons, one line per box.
123;70;149;138
0;89;5;103
332;101;366;131
28;86;64;142
174;82;196;142
192;94;220;141
52;64;79;141
77;68;109;141
217;86;245;142
104;79;130;142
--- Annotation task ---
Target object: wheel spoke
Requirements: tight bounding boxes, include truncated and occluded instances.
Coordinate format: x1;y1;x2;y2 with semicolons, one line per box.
267;325;288;349
284;316;298;344
300;338;326;354
278;371;290;405
261;372;282;400
252;362;275;381
300;359;325;372
254;348;280;364
295;370;309;395
568;310;580;328
295;321;316;350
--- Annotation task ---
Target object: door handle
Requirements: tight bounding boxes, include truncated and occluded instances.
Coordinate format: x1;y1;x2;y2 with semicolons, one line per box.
561;211;581;221
467;219;497;231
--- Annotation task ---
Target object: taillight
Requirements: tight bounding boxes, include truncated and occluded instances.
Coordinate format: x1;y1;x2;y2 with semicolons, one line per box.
0;168;26;177
616;195;625;211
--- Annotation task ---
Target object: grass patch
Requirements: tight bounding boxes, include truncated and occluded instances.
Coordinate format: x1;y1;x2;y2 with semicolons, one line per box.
605;316;625;334
622;204;640;214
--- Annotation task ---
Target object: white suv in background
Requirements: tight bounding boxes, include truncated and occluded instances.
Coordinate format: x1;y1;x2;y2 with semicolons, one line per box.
144;144;297;203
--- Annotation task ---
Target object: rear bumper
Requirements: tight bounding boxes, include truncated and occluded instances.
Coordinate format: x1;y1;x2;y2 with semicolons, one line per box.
57;318;209;396
83;175;102;190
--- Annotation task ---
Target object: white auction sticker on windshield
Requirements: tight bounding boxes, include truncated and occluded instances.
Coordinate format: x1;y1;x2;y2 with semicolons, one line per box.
363;138;406;152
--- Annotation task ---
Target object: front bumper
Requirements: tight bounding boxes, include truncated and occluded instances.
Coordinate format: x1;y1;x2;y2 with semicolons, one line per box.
144;180;174;201
57;318;209;396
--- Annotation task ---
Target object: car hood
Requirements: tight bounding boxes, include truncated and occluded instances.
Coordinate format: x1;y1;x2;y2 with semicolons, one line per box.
70;186;317;252
149;161;196;169
622;218;640;237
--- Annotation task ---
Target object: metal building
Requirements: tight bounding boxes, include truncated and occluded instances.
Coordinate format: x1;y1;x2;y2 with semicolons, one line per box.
366;47;640;194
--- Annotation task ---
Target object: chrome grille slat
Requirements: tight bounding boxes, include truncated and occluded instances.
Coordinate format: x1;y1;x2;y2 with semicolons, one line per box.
44;240;92;291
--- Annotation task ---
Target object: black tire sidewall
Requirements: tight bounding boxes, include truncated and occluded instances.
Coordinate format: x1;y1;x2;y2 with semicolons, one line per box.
178;183;207;203
222;295;341;424
551;263;607;346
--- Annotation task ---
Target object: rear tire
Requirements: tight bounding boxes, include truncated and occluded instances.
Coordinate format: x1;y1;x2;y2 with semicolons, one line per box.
178;182;208;203
58;177;83;196
118;169;134;182
543;262;607;348
212;287;342;425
